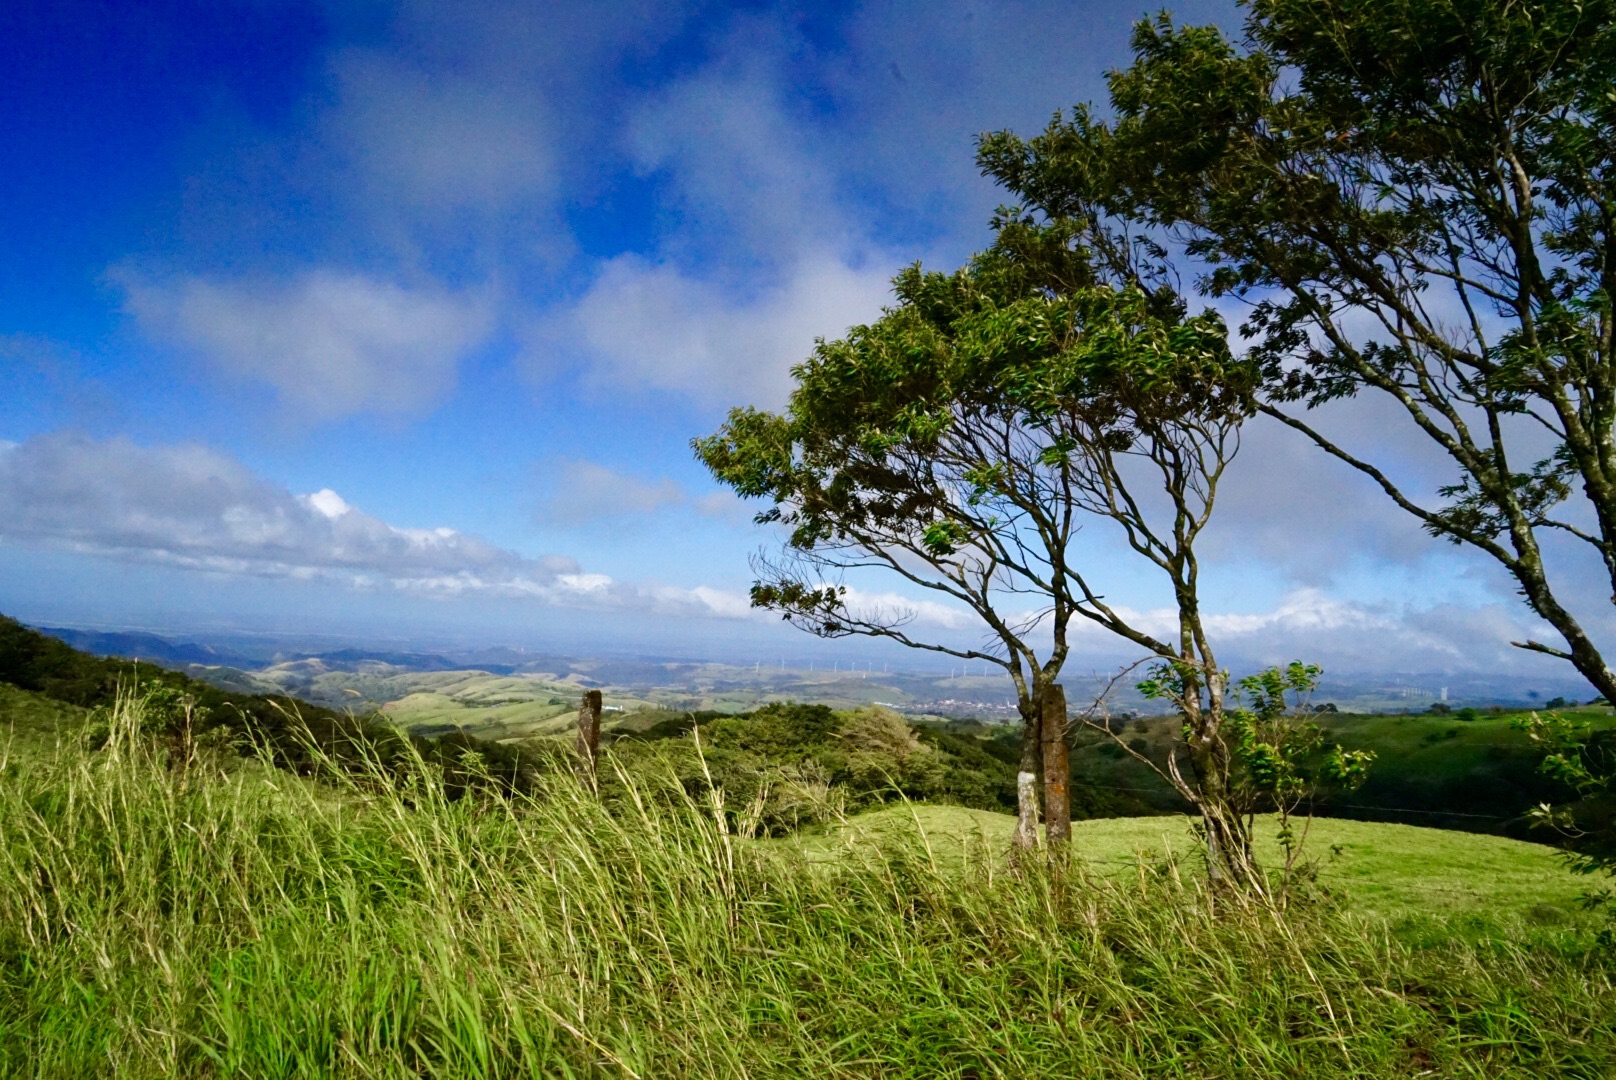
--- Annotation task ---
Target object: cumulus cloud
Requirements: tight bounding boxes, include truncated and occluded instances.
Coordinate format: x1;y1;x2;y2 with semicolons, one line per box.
325;49;554;214
539;459;686;519
535;459;745;524
1202;402;1457;581
529;19;902;408
818;578;1574;677
1061;588;1566;676
0;432;750;620
622;38;856;263
117;270;493;418
837;585;978;633
536;455;749;523
537;252;893;407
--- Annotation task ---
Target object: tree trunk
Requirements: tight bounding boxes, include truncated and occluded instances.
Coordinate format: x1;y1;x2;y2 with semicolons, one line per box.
1013;704;1043;849
1187;734;1260;894
1041;685;1071;844
576;689;602;781
1198;799;1260;895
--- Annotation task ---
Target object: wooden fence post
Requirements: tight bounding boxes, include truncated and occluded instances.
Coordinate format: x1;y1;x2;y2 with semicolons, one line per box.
1042;684;1071;844
576;689;603;780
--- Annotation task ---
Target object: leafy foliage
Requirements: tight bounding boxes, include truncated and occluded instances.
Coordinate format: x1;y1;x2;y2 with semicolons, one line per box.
978;0;1616;704
1519;708;1616;937
1131;661;1374;887
696;180;1269;853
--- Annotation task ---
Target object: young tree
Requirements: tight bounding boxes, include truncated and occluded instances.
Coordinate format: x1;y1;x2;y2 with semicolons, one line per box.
695;220;1270;879
1109;661;1373;893
1520;708;1616;938
979;0;1616;699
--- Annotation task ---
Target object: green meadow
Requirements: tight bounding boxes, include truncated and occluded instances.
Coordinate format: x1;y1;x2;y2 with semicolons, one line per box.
788;804;1592;920
2;689;1614;1079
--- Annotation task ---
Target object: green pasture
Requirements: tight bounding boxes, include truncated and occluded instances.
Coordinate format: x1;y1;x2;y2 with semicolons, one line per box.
1;690;1614;1078
790;804;1592;920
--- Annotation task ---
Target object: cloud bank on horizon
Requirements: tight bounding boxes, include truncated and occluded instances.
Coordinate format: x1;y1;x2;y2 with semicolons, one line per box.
0;0;1608;679
0;430;1579;676
0;433;749;621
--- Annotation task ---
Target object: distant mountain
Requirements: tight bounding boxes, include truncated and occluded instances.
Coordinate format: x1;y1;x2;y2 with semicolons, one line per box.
289;647;471;672
21;621;1596;713
33;626;261;669
28;627;501;678
176;663;284;697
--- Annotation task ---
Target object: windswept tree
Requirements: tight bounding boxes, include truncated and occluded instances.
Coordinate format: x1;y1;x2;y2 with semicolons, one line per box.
979;0;1616;700
695;221;1275;881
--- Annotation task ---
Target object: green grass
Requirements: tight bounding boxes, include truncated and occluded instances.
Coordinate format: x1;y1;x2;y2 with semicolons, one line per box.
380;689;578;740
2;694;1614;1079
788;804;1591;919
0;681;87;748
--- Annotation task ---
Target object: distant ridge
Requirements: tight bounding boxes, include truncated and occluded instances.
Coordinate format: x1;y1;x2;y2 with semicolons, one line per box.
289;647;471;672
33;625;261;669
30;626;507;677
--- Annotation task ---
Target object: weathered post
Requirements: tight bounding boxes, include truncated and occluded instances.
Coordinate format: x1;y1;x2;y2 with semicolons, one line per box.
1042;684;1071;844
576;689;603;781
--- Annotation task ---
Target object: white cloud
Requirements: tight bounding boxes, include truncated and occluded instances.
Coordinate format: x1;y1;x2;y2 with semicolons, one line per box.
526;18;903;409
535;458;752;526
622;38;855;263
1202;401;1457;581
325;49;554;214
118;270;493;418
838;585;976;632
538;252;893;408
539;459;686;519
1058;587;1569;675
0;432;751;620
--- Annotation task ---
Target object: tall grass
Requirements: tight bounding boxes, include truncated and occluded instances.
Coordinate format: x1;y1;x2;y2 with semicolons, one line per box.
2;695;1613;1079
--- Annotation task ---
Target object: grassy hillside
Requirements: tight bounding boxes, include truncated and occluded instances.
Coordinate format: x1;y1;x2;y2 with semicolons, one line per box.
217;647;1616;840
0;681;88;749
1066;706;1616;838
0;613;549;799
790;805;1590;920
2;692;1613;1078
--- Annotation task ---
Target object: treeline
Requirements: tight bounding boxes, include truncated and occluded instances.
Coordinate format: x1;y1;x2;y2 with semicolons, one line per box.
1066;713;1584;842
604;705;1158;834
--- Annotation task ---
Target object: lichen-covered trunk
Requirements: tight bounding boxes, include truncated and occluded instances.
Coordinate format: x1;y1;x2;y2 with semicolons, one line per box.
1012;703;1042;850
1186;726;1260;894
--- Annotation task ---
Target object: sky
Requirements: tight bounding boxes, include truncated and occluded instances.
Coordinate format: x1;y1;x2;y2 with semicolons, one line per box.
0;0;1609;685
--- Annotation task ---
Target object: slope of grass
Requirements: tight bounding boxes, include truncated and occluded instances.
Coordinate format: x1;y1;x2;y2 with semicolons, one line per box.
0;681;87;749
789;805;1590;919
2;694;1613;1079
380;689;577;740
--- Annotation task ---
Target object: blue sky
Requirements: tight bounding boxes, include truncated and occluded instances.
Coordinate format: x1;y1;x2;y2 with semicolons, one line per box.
0;0;1606;681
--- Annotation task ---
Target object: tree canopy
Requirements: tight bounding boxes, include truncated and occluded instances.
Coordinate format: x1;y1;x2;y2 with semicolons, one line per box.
696;212;1266;856
978;0;1616;699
